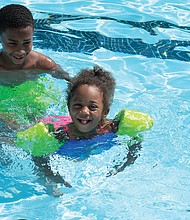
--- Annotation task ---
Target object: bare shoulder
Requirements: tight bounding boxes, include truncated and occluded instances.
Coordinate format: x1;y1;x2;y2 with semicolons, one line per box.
0;51;6;69
31;51;57;71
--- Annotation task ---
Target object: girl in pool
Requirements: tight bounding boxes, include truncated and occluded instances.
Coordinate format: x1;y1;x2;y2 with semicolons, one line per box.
18;65;116;195
52;65;142;176
53;65;117;141
16;65;153;190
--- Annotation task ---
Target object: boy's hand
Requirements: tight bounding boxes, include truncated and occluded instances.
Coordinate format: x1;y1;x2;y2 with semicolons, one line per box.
51;65;72;81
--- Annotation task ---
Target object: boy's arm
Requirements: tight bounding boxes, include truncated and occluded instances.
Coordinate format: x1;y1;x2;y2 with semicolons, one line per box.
0;113;21;131
50;64;71;82
36;52;72;81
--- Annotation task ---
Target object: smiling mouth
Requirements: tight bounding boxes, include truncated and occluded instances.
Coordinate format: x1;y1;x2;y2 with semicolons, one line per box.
13;55;25;60
78;118;92;125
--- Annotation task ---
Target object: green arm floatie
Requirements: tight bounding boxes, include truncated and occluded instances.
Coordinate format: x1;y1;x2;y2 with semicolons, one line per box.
17;122;62;157
115;109;153;137
17;109;153;157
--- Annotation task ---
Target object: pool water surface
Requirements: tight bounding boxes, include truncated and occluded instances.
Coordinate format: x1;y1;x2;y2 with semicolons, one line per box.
0;0;190;220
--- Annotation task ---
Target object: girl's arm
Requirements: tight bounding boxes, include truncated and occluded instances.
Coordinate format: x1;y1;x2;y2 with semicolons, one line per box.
32;156;72;188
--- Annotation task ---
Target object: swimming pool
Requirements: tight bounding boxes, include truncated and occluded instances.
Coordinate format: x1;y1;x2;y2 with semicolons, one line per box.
0;0;190;219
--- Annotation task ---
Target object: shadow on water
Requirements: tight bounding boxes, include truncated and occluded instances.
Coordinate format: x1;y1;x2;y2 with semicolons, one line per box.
34;12;190;62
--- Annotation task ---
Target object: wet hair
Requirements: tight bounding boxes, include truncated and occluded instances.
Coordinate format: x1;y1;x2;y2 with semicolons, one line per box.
67;65;116;112
0;4;34;34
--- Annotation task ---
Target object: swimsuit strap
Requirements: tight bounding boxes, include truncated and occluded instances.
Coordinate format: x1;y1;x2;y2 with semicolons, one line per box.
53;119;119;142
97;119;118;134
52;124;70;142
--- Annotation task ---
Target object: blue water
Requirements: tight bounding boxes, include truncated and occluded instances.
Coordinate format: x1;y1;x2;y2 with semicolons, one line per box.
1;0;190;219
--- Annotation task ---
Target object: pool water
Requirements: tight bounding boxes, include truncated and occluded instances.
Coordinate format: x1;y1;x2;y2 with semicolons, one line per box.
0;0;190;220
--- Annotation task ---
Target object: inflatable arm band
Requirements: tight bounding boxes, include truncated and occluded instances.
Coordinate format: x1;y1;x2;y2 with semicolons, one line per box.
16;110;153;157
16;116;72;157
115;109;153;137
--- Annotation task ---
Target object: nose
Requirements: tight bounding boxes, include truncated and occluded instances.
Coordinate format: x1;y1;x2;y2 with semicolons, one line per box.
15;44;25;53
81;106;90;115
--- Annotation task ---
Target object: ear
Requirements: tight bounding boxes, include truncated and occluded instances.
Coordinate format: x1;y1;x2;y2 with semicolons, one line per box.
103;108;109;118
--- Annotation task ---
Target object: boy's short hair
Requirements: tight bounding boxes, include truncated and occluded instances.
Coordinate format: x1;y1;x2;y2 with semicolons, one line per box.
0;4;34;34
67;65;116;111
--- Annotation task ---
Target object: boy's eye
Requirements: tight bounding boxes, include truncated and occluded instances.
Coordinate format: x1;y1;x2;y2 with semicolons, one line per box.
23;41;31;46
9;42;17;46
8;42;31;46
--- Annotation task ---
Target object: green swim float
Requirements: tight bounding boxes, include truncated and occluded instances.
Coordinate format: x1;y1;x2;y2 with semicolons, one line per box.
0;77;66;125
16;109;153;157
17;122;61;156
115;109;153;137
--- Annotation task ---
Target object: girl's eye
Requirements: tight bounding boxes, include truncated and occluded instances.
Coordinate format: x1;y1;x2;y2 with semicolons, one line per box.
89;105;98;111
73;104;82;109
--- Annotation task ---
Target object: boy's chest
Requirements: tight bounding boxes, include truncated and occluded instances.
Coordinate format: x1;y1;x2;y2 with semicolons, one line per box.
0;70;39;86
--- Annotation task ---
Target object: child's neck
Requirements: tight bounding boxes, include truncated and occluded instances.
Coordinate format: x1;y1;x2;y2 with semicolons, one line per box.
68;123;100;140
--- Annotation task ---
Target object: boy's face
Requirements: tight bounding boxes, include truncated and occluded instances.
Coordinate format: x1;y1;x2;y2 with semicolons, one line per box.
0;26;33;65
69;84;107;134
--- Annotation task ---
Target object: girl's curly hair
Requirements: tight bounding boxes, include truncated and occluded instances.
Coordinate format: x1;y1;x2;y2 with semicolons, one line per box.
67;65;116;112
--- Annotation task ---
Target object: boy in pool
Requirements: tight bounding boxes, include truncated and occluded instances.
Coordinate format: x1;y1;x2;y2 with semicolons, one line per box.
0;4;71;85
0;4;72;129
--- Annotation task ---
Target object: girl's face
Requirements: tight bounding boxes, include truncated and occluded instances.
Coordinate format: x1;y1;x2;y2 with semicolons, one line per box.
69;84;107;135
0;26;33;66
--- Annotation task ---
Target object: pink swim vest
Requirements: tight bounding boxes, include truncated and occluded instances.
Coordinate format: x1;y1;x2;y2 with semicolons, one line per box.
38;115;72;130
